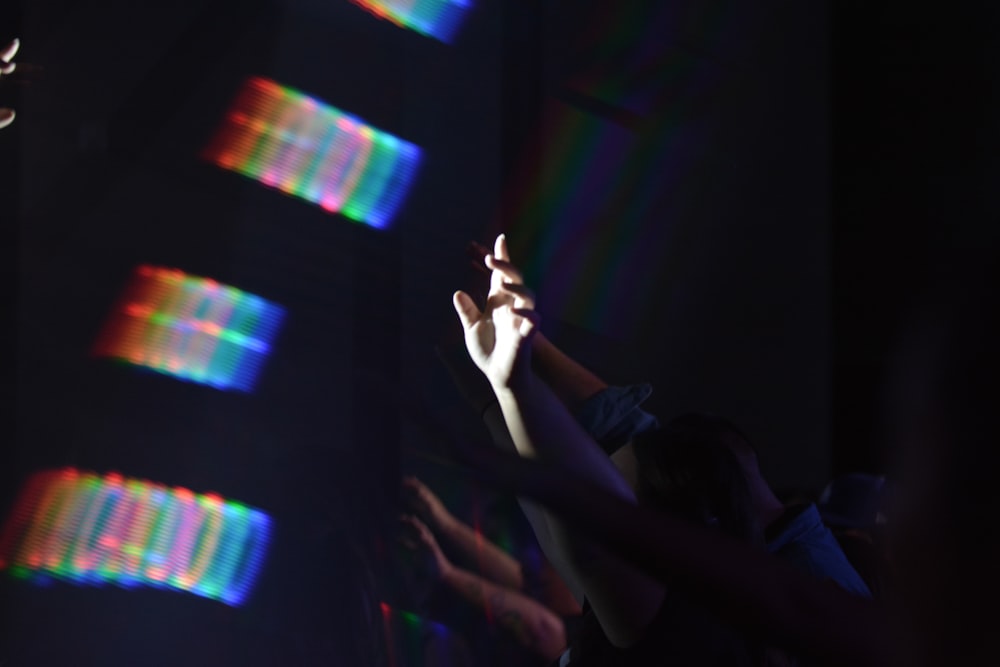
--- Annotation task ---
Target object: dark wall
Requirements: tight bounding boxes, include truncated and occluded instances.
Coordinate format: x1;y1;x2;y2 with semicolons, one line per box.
4;0;503;663
831;2;1000;475
2;0;931;664
500;1;832;492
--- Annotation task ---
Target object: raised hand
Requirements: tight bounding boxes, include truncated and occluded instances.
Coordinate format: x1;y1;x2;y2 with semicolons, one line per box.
453;234;540;390
399;514;452;581
402;476;454;531
0;38;19;130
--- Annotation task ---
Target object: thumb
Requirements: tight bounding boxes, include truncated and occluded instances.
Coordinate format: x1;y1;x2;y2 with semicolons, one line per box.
453;291;481;330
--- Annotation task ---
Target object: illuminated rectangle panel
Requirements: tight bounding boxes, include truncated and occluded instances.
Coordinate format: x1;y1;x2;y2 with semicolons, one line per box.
92;265;285;392
0;469;272;606
350;0;472;43
202;77;422;229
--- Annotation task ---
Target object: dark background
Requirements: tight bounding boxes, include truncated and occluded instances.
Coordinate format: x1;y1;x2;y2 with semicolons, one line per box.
0;0;997;664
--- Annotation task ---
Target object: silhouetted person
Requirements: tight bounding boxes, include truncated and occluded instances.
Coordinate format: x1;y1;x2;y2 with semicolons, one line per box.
661;414;871;598
452;236;768;665
443;239;868;602
449;243;1000;666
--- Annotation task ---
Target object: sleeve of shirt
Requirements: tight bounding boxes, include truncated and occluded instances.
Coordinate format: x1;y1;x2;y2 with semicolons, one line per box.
573;383;661;455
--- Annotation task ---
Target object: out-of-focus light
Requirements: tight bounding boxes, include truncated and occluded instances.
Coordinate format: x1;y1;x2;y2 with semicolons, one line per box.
0;469;272;606
349;0;472;43
202;77;422;229
92;265;285;392
380;601;456;667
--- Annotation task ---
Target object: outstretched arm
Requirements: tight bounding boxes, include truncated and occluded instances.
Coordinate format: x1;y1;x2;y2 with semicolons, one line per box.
452;235;665;648
478;401;587;605
452;445;896;667
403;476;523;591
440;564;568;661
400;514;567;661
531;333;608;411
487;364;664;647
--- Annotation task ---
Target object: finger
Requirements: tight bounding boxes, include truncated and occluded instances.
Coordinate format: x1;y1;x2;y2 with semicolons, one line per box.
466;241;489;262
485;255;524;284
468;258;491;276
487;256;505;297
466;242;492;277
417;528;437;547
494;233;510;262
453;291;482;330
405;513;429;531
0;38;19;64
0;109;14;130
398;517;417;537
0;60;14;75
512;308;542;339
498;282;535;309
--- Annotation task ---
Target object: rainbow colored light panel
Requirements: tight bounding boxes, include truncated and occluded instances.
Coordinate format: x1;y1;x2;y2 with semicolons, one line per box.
350;0;472;43
92;265;285;392
203;77;422;229
0;469;272;607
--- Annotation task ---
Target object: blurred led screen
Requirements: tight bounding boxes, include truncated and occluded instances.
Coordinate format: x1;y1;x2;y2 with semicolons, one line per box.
0;469;272;606
350;0;472;43
203;77;422;229
92;265;285;392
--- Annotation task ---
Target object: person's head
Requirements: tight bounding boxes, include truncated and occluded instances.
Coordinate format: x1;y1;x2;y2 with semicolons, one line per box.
631;414;762;545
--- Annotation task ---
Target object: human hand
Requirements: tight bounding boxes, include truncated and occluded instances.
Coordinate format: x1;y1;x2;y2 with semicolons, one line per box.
0;38;20;130
453;234;540;390
402;476;455;531
399;514;452;581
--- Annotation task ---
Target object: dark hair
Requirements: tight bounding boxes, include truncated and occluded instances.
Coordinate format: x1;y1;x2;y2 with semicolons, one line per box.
632;413;762;545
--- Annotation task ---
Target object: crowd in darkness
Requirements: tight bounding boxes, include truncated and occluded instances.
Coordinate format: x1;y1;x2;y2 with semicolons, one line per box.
380;233;998;667
4;31;998;666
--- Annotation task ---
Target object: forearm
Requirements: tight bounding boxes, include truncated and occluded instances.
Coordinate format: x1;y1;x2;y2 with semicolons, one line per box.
492;374;667;646
467;446;894;667
441;565;567;660
493;375;633;502
482;400;586;602
531;333;607;412
436;515;524;591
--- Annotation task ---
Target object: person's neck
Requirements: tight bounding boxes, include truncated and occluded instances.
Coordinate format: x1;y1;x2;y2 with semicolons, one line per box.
751;483;788;529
